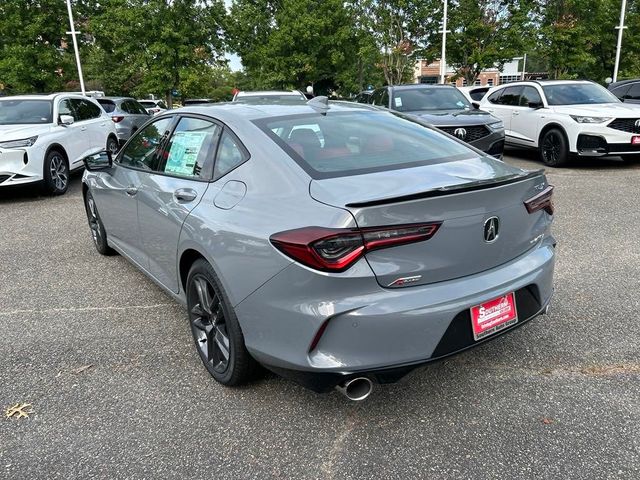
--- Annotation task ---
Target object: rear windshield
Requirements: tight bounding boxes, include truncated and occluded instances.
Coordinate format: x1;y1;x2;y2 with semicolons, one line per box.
235;95;306;105
542;83;620;105
138;101;154;107
97;99;116;112
392;88;471;112
254;111;474;179
0;99;53;124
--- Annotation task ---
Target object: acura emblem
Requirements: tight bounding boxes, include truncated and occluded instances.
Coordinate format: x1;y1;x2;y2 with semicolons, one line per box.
484;217;499;243
454;127;467;140
635;119;640;133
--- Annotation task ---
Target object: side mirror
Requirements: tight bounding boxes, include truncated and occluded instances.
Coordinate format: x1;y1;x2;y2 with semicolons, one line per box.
59;114;74;126
528;101;544;109
83;150;113;172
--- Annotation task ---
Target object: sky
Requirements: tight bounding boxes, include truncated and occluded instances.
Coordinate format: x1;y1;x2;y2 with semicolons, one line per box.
224;0;243;71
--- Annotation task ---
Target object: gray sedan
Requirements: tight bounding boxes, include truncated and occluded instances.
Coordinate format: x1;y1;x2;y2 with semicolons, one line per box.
81;100;556;400
97;97;151;145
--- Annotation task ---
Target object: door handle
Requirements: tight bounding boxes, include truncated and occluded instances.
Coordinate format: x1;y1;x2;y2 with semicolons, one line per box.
81;126;88;131
512;111;520;116
125;186;138;196
173;188;198;203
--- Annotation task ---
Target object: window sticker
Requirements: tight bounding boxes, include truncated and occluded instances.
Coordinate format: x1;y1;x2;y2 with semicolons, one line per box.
394;97;403;107
165;131;207;176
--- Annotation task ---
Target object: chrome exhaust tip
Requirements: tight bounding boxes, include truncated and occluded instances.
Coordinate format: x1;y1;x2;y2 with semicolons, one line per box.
335;377;373;401
543;304;550;315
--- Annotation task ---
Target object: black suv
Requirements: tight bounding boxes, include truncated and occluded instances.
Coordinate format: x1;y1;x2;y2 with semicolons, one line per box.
356;84;505;158
608;79;640;104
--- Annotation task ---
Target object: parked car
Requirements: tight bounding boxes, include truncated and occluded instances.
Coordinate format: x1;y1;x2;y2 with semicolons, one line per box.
138;99;168;115
607;79;640;105
359;84;505;158
96;97;150;145
480;80;640;166
0;93;118;194
232;90;307;105
353;90;374;104
81;100;555;400
183;99;215;106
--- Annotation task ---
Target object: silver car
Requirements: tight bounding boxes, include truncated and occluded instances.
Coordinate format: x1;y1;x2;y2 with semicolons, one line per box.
81;100;556;400
97;97;150;145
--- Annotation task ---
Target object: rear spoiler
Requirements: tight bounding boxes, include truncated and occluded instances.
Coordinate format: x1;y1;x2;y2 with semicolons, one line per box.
345;170;545;208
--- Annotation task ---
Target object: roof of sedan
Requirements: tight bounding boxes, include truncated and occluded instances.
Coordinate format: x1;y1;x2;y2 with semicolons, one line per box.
176;100;377;122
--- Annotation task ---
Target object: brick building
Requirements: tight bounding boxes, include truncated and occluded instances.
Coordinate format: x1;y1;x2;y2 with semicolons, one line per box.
413;58;537;87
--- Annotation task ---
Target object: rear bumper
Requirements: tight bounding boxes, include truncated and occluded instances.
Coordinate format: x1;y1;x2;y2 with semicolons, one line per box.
236;237;556;392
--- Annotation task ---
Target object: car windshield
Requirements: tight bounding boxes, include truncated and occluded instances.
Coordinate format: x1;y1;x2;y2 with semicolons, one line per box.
255;110;474;179
0;99;53;125
235;95;306;105
392;88;472;112
542;83;620;105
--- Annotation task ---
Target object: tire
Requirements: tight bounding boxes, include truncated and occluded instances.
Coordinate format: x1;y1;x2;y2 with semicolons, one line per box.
43;149;69;195
186;259;256;386
106;136;119;156
539;128;570;167
84;190;115;255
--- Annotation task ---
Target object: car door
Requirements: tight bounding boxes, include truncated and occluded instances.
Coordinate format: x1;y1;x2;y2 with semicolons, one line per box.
74;98;109;160
93;115;176;268
509;86;544;146
55;98;86;164
137;115;222;292
483;86;523;143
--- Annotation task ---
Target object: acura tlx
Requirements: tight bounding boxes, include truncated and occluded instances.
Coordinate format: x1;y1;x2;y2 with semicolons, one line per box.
82;99;555;401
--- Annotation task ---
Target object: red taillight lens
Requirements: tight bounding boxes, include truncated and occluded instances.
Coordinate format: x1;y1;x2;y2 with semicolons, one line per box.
111;116;124;123
270;223;441;272
524;185;554;215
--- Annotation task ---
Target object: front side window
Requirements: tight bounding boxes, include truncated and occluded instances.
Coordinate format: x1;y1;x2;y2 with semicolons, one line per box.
487;90;502;104
610;84;630;100
392;88;471;112
58;99;78;121
542;83;619;105
161;117;221;179
255;110;474;179
0;99;53;125
519;87;542;107
118;117;174;170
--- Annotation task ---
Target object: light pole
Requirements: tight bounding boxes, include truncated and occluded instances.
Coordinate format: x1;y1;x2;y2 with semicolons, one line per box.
65;0;86;95
613;0;627;83
521;53;527;81
439;0;450;84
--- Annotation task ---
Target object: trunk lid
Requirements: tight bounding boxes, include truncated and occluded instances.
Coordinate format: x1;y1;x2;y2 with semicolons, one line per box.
310;157;551;287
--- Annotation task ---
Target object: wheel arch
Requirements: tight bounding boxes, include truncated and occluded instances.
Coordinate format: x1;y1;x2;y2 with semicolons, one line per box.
44;143;69;169
179;248;207;294
538;122;569;148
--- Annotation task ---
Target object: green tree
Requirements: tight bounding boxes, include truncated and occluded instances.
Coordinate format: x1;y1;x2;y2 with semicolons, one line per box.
441;0;535;85
0;0;76;93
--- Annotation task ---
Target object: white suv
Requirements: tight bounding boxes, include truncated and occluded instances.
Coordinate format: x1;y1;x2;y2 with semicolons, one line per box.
479;80;640;166
0;93;118;194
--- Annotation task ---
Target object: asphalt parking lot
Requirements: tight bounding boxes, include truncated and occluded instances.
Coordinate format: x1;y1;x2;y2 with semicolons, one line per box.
1;151;639;479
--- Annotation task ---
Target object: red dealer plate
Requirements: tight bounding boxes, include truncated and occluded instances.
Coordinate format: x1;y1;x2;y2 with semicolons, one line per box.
470;292;518;341
632;136;640;145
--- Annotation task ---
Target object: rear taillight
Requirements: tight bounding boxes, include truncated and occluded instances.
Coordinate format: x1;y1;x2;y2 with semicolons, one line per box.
111;116;124;123
524;185;554;215
270;223;441;272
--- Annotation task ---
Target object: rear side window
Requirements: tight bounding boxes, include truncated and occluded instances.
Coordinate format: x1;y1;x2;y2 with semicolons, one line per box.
255;111;473;179
72;99;102;120
98;100;116;113
214;131;249;179
610;84;630;100
498;86;522;106
161;117;221;179
625;83;640;101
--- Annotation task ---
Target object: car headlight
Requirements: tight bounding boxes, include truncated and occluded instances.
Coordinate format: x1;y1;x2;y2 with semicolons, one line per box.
570;116;613;124
0;136;38;148
487;120;504;131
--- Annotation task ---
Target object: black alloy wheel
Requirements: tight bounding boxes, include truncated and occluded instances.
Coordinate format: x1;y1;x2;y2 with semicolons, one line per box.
540;128;569;167
106;136;119;156
43;150;69;194
84;190;115;255
186;259;255;385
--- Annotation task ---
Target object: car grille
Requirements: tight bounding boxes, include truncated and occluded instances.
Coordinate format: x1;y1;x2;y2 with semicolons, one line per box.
608;118;640;133
437;125;490;143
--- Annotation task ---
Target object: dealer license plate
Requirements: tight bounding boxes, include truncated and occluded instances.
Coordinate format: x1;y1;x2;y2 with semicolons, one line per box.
470;292;518;341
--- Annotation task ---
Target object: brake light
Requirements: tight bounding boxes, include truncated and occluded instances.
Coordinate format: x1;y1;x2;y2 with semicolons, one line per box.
270;223;441;272
111;116;124;123
524;185;554;215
